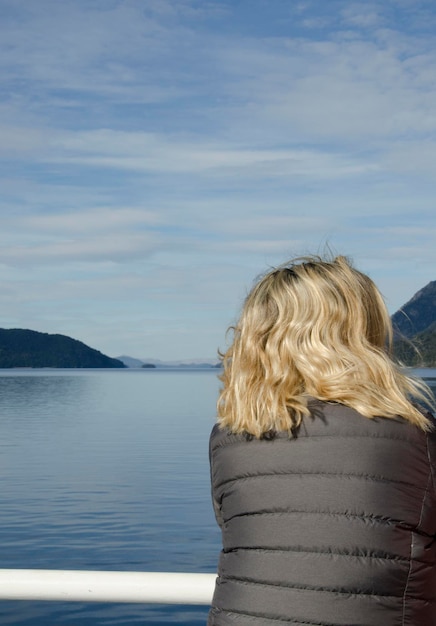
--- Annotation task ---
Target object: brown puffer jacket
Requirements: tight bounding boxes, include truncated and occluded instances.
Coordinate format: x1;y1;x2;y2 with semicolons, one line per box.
208;400;436;626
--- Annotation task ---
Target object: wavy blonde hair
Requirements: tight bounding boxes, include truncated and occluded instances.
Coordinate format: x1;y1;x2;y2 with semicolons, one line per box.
218;255;433;437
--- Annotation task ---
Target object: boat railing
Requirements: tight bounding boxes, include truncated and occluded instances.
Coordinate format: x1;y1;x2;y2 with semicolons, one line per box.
0;569;216;604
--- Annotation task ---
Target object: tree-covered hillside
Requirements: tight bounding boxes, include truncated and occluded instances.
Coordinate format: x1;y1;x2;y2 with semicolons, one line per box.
0;329;125;368
392;281;436;367
391;281;436;338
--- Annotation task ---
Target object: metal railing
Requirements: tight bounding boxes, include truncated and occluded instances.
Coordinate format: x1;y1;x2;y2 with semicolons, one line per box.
0;569;216;604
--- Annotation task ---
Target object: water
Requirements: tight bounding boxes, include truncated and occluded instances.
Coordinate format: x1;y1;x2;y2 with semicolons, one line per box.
0;368;435;625
0;369;221;625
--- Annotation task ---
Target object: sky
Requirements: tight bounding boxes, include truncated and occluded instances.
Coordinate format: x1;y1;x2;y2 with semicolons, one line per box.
1;0;435;361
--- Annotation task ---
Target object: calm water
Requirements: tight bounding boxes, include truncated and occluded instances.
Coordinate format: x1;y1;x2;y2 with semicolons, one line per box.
0;368;435;625
0;369;221;625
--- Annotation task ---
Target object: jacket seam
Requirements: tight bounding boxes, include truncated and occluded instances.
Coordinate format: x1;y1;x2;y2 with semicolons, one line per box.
211;432;424;451
425;436;436;502
401;466;432;625
222;545;409;562
216;471;415;490
210;607;338;625
219;575;405;598
224;509;402;525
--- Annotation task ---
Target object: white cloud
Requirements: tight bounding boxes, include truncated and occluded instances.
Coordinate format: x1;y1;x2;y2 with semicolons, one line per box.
214;34;436;144
208;215;333;237
0;125;48;156
340;4;382;28
382;245;436;263
0;234;160;266
362;225;436;238
22;127;376;181
23;207;161;234
0;0;223;111
382;140;436;174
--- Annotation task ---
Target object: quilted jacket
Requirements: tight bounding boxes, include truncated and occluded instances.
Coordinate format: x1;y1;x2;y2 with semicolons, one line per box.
208;400;436;626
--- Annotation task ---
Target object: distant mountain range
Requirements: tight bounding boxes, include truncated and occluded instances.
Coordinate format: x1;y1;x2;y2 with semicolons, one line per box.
116;356;221;369
0;280;434;368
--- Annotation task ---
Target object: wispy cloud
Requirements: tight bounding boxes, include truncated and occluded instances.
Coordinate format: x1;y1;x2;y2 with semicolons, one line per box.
23;208;161;234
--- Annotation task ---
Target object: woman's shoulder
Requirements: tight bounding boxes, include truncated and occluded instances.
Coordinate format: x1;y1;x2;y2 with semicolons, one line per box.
209;422;245;448
304;400;435;441
210;401;436;447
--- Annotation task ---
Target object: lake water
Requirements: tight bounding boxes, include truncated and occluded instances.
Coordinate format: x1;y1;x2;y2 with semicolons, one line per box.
0;369;221;625
0;368;435;626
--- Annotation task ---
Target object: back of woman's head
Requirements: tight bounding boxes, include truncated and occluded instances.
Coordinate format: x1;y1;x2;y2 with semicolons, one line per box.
218;255;432;437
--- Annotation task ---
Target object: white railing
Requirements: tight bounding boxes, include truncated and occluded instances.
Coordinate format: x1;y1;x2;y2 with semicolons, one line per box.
0;570;216;604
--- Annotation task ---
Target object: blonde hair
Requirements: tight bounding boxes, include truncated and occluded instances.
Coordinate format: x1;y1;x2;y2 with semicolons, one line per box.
218;255;433;437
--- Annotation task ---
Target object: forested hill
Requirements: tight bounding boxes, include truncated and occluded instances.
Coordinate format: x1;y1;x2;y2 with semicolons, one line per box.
392;281;436;367
0;329;125;368
392;280;436;338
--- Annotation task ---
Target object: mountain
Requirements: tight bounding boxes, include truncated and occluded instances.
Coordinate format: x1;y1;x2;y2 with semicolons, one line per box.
391;281;436;338
392;281;436;367
116;355;145;368
116;356;220;369
0;329;125;369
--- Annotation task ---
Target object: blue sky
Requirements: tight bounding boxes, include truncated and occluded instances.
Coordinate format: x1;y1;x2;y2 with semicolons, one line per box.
1;0;435;360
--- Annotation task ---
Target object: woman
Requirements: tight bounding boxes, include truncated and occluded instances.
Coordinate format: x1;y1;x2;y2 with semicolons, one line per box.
208;255;436;626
